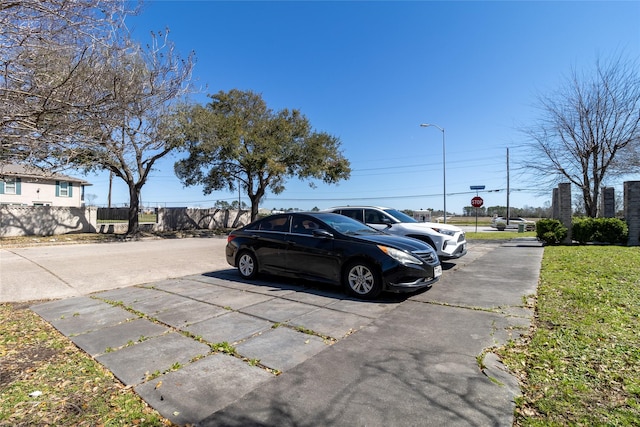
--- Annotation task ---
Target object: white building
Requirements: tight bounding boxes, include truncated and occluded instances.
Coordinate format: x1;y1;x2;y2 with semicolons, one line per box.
0;164;91;208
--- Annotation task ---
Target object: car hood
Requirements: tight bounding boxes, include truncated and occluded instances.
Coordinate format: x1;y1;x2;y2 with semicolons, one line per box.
394;222;462;233
356;234;432;252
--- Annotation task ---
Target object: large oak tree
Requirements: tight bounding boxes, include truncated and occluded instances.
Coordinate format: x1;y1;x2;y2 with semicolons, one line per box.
174;89;351;220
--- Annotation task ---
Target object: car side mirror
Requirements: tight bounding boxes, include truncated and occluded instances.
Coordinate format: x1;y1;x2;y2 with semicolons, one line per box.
312;229;333;239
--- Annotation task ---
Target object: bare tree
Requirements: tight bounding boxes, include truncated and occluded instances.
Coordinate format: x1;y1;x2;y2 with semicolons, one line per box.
0;0;137;166
523;55;640;217
73;31;195;235
1;1;194;235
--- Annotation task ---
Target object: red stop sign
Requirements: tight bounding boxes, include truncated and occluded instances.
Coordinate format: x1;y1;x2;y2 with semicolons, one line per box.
471;196;484;208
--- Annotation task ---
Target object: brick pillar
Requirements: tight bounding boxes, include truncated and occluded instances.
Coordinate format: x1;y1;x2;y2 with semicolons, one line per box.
558;183;572;244
600;187;616;218
552;187;560;219
624;181;640;246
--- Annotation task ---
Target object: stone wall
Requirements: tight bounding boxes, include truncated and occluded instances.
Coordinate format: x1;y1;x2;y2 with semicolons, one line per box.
0;206;251;237
0;206;97;237
155;208;250;232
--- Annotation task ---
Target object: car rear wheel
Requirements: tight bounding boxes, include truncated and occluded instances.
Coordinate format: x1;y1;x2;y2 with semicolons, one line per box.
344;261;382;299
237;251;258;279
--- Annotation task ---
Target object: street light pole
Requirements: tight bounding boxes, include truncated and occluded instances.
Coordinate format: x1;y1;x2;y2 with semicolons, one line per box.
420;123;446;223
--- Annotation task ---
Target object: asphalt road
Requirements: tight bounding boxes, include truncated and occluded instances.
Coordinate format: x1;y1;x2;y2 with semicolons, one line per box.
0;236;230;303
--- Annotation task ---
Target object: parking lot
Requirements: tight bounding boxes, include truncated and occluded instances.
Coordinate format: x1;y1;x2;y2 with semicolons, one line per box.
2;236;543;426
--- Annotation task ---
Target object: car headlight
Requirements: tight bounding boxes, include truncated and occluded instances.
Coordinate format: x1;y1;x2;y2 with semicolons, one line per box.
377;245;423;265
431;227;455;237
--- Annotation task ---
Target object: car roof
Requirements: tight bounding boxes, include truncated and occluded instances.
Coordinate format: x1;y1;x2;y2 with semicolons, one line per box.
326;206;390;210
265;211;344;219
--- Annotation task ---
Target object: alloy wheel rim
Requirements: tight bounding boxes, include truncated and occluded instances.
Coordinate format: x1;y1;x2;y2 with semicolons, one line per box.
348;265;373;294
239;255;254;276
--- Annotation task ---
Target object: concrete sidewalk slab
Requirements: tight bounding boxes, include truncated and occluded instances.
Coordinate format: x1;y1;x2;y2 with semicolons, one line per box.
96;332;211;386
135;354;273;426
286;306;372;339
151;299;227;329
185;311;274;345
30;295;106;319
70;318;169;357
239;297;320;322
235;326;329;371
33;299;137;336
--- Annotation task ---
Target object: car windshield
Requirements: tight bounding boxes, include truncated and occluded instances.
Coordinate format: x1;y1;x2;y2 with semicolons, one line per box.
383;209;418;223
319;214;381;235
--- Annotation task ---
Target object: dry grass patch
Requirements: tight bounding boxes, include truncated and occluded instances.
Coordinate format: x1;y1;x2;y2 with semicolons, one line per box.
0;303;171;426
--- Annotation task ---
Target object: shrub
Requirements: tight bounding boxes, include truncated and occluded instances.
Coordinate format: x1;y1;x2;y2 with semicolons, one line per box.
536;219;568;245
592;218;627;244
571;217;628;244
572;217;594;244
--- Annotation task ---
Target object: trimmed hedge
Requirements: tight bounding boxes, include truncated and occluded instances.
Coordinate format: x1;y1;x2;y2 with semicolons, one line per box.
572;217;628;245
537;217;629;245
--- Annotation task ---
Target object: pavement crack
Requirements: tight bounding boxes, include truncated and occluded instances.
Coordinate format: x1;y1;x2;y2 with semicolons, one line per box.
5;249;74;289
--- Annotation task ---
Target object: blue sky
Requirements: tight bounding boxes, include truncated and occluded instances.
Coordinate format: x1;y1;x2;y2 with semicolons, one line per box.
85;1;640;215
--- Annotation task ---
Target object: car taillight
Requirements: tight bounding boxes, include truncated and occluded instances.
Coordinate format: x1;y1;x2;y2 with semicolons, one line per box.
227;234;236;243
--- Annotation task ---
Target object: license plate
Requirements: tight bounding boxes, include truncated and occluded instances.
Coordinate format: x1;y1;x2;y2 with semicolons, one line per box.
434;265;442;277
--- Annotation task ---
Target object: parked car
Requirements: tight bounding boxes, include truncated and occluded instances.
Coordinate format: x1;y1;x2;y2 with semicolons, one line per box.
490;216;536;231
324;206;467;260
226;212;441;299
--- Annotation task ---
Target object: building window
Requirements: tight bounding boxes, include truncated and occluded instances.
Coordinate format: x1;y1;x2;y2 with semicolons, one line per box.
4;178;16;194
1;177;20;195
56;181;72;197
59;181;69;197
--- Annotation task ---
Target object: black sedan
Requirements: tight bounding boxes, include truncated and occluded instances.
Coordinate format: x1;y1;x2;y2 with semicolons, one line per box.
225;212;442;299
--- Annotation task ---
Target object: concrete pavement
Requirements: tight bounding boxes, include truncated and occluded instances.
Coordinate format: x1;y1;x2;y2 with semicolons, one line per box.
1;237;230;302
1;236;543;426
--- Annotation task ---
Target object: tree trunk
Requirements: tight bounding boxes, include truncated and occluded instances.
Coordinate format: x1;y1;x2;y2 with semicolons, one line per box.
250;195;260;222
127;184;141;235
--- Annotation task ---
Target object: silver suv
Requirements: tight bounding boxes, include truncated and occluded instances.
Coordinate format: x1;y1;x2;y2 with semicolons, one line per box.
490;216;536;230
324;206;467;260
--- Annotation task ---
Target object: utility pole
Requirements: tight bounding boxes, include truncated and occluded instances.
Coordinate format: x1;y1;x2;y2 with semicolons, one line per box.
108;171;112;208
506;148;510;225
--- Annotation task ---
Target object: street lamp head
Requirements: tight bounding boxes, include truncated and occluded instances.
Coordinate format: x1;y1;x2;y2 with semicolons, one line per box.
420;123;444;132
420;122;447;222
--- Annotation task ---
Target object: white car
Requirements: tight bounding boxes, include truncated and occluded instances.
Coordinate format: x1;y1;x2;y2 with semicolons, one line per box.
324;206;467;260
490;216;536;230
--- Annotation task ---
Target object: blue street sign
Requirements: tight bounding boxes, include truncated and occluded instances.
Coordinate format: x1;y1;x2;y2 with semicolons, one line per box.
470;185;485;190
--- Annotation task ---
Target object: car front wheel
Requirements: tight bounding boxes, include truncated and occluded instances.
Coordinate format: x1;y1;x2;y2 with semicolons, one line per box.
237;250;258;279
344;261;382;299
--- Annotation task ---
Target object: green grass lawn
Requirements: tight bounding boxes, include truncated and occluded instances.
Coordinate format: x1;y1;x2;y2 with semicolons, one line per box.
497;245;640;426
466;231;536;240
